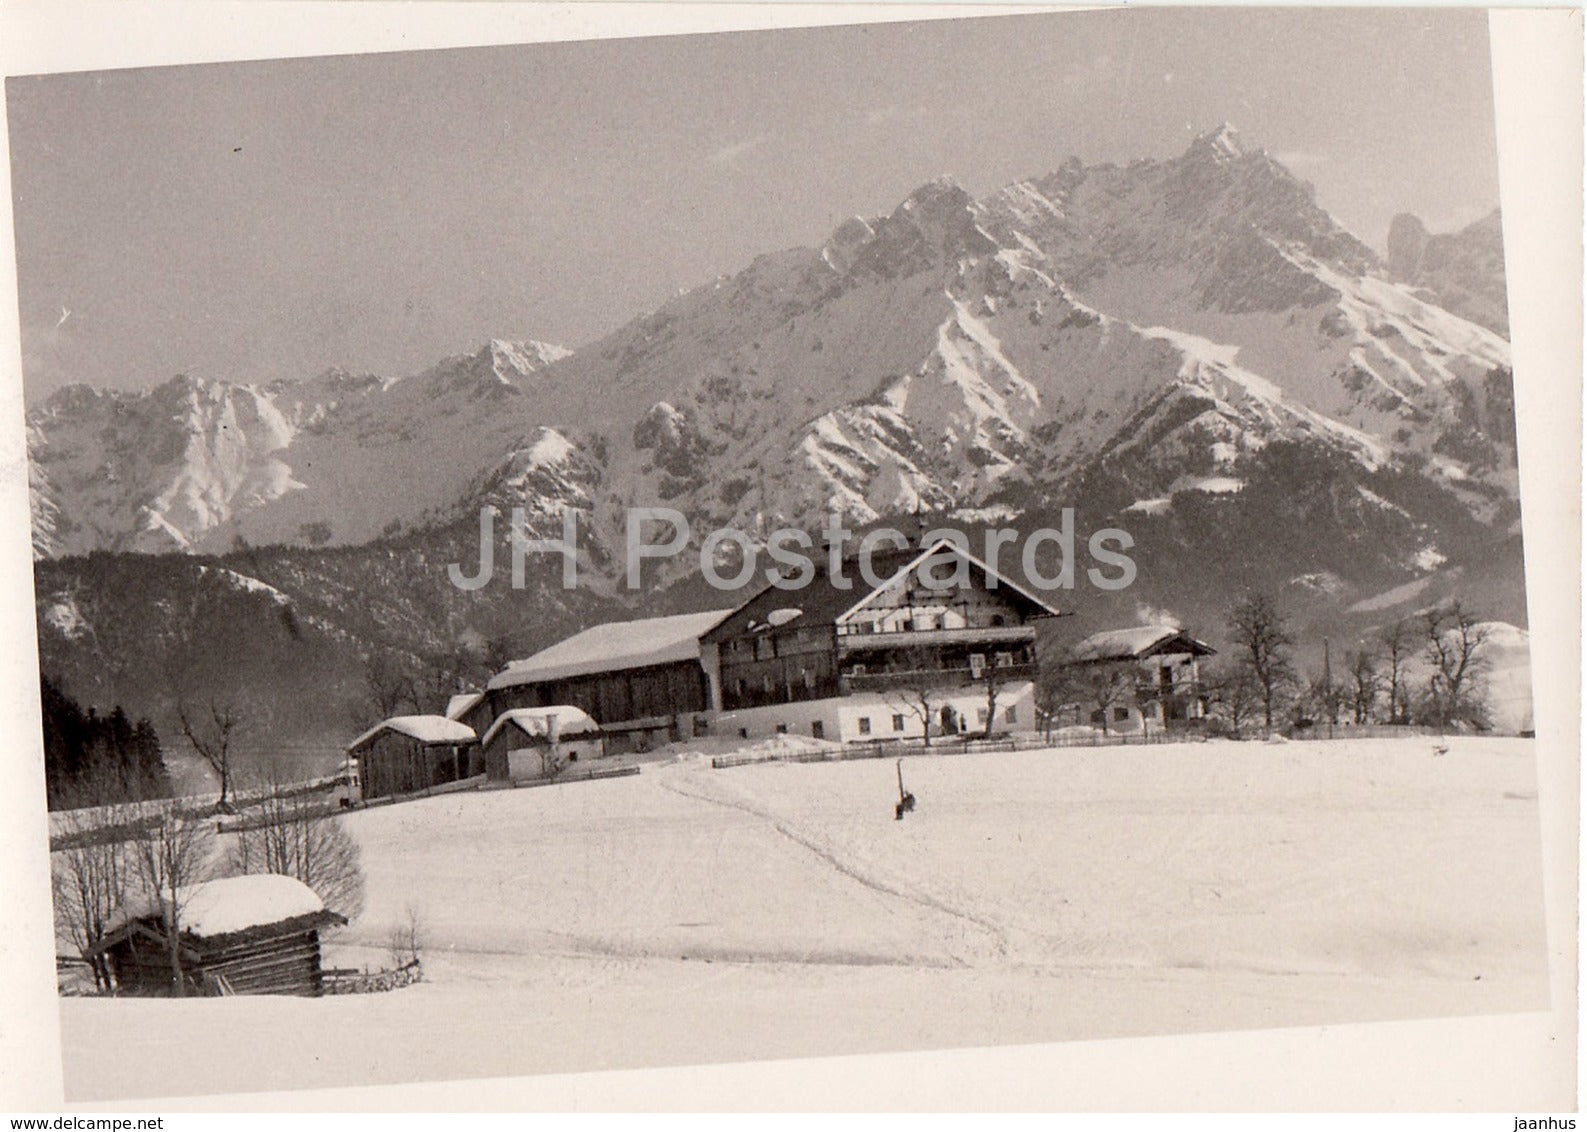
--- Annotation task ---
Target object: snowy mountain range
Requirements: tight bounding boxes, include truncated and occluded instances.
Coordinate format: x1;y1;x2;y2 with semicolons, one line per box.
30;125;1514;563
28;125;1527;748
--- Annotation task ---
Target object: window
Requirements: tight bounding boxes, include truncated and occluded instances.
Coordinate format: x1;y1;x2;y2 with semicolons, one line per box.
850;663;867;677
977;708;990;725
1114;707;1130;723
994;652;1013;668
1005;706;1018;724
811;721;824;739
969;653;987;675
892;714;906;732
857;717;872;735
755;637;774;660
775;723;788;734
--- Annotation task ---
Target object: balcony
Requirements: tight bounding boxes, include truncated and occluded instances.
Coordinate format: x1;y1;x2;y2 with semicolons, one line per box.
836;624;1037;652
840;662;1038;694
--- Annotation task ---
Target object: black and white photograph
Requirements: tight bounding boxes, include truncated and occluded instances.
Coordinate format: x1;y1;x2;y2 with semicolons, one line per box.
0;2;1578;1113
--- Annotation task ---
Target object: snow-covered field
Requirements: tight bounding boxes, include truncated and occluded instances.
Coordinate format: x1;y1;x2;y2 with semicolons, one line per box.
58;737;1551;1102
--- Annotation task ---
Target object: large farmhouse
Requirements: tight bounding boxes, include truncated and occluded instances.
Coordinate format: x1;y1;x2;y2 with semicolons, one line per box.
400;538;1063;771
699;538;1062;743
485;609;731;754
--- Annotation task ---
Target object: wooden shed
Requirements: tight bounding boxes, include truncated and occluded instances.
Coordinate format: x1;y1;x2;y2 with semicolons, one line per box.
89;875;346;997
348;715;479;801
482;705;603;783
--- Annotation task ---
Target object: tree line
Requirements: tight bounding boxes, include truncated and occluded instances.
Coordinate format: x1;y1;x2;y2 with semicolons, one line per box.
1036;596;1499;738
1210;596;1496;734
42;674;170;810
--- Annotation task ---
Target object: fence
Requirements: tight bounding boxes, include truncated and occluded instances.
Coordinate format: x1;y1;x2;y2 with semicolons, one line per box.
707;728;1185;770
706;721;1467;771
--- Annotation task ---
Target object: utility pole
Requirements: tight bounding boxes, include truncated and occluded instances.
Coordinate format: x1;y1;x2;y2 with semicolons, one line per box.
1323;636;1334;740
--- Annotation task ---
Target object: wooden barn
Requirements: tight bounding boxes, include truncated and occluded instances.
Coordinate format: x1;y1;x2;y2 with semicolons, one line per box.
444;690;494;736
481;705;603;783
485;610;730;753
348;715;479;801
89;875;346;997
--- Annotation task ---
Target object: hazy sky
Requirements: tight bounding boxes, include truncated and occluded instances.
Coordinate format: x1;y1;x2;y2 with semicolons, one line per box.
7;8;1501;401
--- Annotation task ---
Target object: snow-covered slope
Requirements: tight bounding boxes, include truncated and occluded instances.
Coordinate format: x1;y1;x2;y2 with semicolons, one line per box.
59;740;1547;1100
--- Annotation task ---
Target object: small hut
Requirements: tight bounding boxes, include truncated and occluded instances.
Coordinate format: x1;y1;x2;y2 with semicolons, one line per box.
348;715;478;801
481;705;602;783
89;875;346;997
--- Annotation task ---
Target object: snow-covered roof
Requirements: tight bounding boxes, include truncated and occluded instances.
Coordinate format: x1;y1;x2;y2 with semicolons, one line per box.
488;609;731;690
103;875;329;940
1067;626;1216;663
348;714;477;751
480;705;600;749
445;692;485;721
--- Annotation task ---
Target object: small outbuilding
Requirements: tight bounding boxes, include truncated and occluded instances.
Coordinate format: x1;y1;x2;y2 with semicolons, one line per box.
1060;625;1217;732
348;714;478;801
482;705;602;783
89;874;346;997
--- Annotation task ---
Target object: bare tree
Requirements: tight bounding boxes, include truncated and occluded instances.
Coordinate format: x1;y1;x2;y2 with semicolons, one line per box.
1229;594;1296;730
387;902;425;969
1380;619;1414;725
361;652;420;726
50;795;133;990
176;699;245;813
978;660;1020;738
230;766;366;921
1072;661;1137;735
1346;649;1382;724
482;633;517;676
1307;668;1347;727
1204;662;1263;735
1422;601;1492;728
131;804;216;997
880;644;950;746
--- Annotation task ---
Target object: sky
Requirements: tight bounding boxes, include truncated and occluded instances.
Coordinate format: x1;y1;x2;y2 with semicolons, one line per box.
5;7;1502;401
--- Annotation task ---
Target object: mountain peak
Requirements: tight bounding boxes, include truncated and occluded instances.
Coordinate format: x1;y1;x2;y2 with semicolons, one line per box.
484;339;572;379
1190;122;1247;162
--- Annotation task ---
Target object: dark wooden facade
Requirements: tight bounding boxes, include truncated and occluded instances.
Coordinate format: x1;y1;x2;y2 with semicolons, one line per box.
706;542;1055;713
353;730;479;801
95;910;344;997
488;661;709;733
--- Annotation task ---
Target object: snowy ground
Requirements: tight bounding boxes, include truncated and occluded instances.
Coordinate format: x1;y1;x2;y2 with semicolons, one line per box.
59;737;1551;1102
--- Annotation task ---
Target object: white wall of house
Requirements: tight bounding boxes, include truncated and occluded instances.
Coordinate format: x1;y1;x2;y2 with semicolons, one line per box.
714;682;1036;744
500;734;604;780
